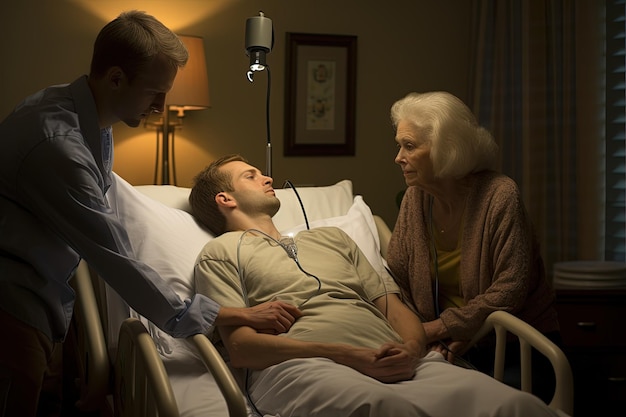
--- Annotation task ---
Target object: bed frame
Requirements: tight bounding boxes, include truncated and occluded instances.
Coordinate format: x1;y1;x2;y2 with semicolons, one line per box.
468;311;573;414
69;257;574;417
69;259;250;417
66;182;574;417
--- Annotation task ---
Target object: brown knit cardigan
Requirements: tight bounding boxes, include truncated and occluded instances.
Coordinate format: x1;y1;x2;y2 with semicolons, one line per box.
386;170;559;342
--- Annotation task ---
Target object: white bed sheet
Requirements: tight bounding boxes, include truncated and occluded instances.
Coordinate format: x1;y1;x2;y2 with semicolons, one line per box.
248;353;561;417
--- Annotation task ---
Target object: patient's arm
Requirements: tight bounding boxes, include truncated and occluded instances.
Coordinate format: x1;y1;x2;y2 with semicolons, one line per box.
372;294;427;366
219;325;416;383
216;301;302;334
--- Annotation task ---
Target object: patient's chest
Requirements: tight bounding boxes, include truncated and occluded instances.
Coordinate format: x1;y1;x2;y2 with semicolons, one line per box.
239;229;365;304
239;229;402;348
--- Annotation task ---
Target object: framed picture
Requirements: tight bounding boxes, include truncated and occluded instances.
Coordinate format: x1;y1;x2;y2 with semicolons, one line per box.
284;33;357;156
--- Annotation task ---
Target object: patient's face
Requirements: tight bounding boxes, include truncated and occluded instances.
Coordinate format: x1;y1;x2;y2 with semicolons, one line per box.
394;120;435;187
223;161;281;217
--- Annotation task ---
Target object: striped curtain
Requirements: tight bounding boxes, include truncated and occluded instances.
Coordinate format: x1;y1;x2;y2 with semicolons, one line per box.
468;0;606;274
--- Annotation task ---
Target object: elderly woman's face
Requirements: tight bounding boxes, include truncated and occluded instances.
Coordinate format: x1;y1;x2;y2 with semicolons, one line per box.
394;120;434;187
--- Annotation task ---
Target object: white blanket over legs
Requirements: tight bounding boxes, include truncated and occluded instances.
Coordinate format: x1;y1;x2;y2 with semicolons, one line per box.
248;352;562;417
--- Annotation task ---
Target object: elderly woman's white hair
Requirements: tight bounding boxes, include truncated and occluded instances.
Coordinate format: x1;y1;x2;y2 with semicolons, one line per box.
391;91;499;179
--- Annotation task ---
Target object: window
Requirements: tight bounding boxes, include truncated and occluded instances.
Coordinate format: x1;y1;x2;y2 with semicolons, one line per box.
605;0;625;261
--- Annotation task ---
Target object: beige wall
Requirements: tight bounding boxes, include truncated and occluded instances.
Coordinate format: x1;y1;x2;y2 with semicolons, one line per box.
1;0;472;228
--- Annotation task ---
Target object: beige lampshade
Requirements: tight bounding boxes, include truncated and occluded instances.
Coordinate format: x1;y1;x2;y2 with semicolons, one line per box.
167;35;210;110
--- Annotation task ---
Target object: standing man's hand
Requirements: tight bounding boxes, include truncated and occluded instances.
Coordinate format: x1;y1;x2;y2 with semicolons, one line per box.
217;301;303;334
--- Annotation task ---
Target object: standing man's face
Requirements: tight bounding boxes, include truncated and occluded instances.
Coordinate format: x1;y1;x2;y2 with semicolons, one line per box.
112;53;176;128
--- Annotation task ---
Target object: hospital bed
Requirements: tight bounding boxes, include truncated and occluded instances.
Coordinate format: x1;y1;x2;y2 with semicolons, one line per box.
68;173;574;417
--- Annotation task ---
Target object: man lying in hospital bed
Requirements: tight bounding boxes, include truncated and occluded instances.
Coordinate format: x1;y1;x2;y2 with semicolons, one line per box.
100;165;368;416
189;154;565;417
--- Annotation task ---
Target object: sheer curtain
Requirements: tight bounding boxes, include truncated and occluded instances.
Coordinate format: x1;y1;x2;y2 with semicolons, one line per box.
468;0;606;274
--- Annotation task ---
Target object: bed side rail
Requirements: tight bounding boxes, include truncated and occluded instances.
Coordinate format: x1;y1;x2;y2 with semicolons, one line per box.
467;310;574;415
114;318;179;417
189;335;249;417
69;260;111;411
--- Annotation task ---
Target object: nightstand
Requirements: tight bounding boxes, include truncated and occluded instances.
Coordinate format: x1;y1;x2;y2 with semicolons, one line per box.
554;288;626;416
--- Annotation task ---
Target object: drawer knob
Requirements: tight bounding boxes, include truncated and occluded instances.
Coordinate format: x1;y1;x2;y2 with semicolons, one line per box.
576;321;596;328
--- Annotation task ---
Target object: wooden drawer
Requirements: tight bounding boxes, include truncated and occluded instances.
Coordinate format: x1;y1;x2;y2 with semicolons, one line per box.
566;350;626;417
554;289;626;416
555;289;626;348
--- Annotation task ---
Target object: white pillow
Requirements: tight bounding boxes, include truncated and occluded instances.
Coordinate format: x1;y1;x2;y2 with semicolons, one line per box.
116;176;380;299
104;174;213;358
104;174;359;355
109;174;213;300
272;180;353;231
282;196;394;287
134;179;354;230
133;184;193;212
107;174;355;298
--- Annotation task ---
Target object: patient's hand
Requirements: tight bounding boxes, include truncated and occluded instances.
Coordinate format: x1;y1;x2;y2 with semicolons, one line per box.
342;341;420;383
376;340;422;370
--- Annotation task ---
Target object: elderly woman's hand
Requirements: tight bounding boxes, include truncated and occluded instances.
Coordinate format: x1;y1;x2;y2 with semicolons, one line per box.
430;340;470;363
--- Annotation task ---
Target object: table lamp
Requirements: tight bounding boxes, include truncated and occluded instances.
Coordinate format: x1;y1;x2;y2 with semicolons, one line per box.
147;35;210;185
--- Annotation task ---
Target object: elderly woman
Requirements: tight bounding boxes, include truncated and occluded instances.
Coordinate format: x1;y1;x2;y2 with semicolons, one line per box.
386;91;560;403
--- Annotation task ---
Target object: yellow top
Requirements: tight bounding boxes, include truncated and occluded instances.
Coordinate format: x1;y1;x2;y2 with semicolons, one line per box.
432;229;465;311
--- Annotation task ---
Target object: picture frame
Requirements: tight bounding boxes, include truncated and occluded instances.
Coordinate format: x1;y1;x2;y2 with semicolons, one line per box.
284;33;357;156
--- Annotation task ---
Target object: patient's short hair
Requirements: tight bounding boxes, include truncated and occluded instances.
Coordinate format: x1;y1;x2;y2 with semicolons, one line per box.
90;10;188;81
190;154;248;236
390;91;498;179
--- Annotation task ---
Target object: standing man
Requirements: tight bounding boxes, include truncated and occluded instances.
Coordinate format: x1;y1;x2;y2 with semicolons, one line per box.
0;11;299;417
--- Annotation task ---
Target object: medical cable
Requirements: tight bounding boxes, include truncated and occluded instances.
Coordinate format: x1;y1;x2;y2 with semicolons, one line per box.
428;195;441;317
236;227;321;416
238;178;310;415
264;66;272;177
236;228;321;309
427;195;476;370
282;180;310;230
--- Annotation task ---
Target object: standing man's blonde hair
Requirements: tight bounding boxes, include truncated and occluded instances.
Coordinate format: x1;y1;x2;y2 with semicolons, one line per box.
90;10;188;81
